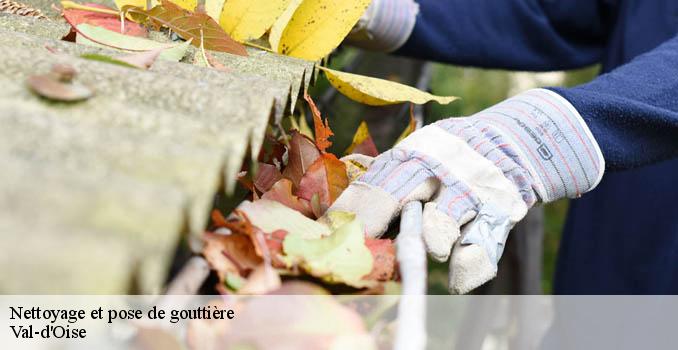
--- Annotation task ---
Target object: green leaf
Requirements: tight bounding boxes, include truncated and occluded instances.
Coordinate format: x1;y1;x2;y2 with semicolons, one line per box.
283;216;374;288
80;53;142;69
237;199;329;239
75;23;191;62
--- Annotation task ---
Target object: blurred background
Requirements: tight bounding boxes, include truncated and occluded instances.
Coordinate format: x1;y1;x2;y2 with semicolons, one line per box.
309;48;600;294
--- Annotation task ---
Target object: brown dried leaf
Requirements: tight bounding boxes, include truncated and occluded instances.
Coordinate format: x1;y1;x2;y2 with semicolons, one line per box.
261;178;314;218
281;131;320;189
202;231;262;282
253;162;282;193
297;154;348;215
26;67;93;102
125;0;247;55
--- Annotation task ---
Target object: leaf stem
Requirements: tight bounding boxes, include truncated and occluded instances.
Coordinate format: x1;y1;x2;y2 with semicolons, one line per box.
60;1;118;15
243;41;274;53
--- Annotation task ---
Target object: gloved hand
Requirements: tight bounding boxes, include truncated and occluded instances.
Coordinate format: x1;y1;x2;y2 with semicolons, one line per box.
345;0;420;52
327;89;605;294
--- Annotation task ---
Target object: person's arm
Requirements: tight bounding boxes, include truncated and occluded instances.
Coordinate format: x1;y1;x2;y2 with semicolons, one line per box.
330;34;678;294
353;0;617;71
550;35;678;170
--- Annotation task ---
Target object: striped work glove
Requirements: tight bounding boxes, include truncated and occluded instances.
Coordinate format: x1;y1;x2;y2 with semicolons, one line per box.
327;89;605;294
346;0;419;52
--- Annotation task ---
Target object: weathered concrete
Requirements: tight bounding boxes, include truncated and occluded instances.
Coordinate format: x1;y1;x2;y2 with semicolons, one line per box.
0;12;315;112
0;9;317;294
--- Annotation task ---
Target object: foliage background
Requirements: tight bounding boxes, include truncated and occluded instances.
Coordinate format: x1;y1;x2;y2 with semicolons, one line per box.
309;48;599;294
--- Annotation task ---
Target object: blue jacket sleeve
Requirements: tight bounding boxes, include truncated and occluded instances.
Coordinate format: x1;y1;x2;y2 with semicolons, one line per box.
550;35;678;171
397;0;616;71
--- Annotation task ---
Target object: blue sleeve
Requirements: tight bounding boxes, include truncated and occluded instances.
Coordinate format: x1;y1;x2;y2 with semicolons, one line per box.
397;0;616;71
550;35;678;171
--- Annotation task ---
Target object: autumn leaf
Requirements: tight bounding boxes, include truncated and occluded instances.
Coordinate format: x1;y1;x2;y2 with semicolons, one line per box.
202;231;263;282
76;24;192;62
320;66;459;106
80;48;163;69
204;0;224;21
304;93;333;153
283;216;374;288
124;0;248;55
345;121;379;157
261;178;314;218
237;264;282;295
62;2;148;37
395;111;417;144
263;229;288;268
218;0;292;42
363;239;396;281
237;199;330;240
253;162;282;193
281;131;320;189
274;0;371;61
297;154;348;215
268;0;302;53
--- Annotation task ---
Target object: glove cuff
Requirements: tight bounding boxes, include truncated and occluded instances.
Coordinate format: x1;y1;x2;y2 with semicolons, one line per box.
347;0;419;52
443;89;605;202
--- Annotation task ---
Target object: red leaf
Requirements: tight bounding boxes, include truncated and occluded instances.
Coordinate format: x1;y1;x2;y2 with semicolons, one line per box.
304;93;333;153
63;3;148;37
264;229;288;268
261;179;314;218
297;154;349;215
345;121;378;157
351;139;379;157
253;163;282;193
281;131;320;189
363;239;397;281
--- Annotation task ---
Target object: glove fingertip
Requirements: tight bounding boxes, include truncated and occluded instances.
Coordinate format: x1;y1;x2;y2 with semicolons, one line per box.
448;243;497;295
328;181;399;238
422;202;459;262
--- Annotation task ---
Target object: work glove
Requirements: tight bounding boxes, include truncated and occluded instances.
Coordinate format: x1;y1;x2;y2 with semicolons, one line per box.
346;0;419;52
327;89;605;294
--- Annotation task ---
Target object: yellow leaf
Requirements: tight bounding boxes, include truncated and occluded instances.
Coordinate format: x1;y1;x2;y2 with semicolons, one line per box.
298;112;314;140
169;0;197;11
204;0;225;21
275;0;371;61
320;66;459;106
219;0;291;42
268;0;302;52
345;121;377;156
114;0;146;10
